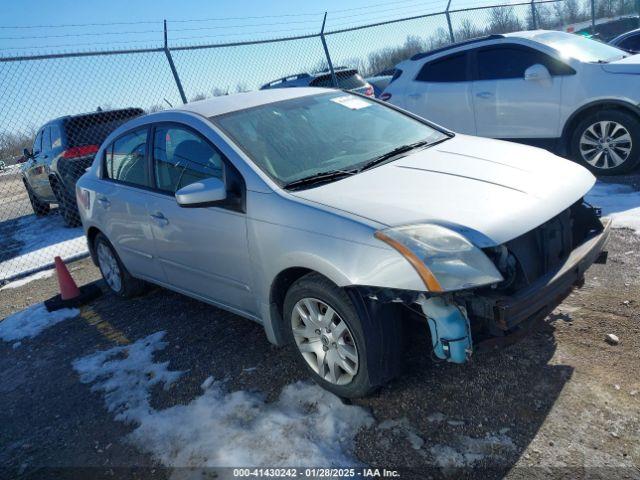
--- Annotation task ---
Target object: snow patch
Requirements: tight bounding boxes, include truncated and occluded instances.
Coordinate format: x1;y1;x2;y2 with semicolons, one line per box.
0;303;78;346
0;214;88;282
0;269;54;290
73;332;373;468
586;182;640;234
429;433;516;468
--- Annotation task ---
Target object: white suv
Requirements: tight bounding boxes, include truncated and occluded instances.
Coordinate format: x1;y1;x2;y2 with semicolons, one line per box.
382;30;640;175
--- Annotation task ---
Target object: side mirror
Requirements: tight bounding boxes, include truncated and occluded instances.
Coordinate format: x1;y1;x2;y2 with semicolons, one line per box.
23;148;32;159
175;177;226;208
524;64;551;82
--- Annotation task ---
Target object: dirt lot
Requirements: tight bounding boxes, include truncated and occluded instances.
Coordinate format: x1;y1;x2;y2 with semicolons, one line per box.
0;208;639;479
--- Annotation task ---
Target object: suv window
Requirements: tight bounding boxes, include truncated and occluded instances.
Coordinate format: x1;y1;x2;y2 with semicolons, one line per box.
33;130;43;155
310;71;368;89
619;34;640;52
42;127;52;152
152;125;223;193
415;53;468;82
50;125;62;149
476;44;573;80
104;129;149;187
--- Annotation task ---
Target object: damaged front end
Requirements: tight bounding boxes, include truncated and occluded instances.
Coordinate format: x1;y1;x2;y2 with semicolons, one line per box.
359;200;610;365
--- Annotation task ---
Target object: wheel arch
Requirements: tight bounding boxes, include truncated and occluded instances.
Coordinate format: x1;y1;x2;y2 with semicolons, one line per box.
86;225;103;265
267;266;344;346
562;100;640;148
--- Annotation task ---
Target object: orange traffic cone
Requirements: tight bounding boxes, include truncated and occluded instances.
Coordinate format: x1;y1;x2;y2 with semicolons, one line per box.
54;256;81;300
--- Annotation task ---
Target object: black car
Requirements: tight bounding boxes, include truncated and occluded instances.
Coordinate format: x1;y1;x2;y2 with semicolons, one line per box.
21;108;143;226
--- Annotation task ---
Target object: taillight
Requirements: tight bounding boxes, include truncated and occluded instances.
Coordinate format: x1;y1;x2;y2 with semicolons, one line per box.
364;85;374;97
63;144;99;159
379;92;392;101
76;187;90;210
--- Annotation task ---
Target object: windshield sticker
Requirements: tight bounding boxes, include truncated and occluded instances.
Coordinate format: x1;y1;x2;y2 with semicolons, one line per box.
330;96;371;110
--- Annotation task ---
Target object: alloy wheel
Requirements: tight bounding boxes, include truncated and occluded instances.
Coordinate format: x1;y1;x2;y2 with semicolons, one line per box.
579;120;632;170
291;297;359;385
97;242;122;292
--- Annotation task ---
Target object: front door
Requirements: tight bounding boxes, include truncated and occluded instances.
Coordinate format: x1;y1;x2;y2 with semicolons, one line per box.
146;124;256;316
472;44;567;139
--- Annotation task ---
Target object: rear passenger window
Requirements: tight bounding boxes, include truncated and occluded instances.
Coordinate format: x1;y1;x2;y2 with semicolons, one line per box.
152;126;224;193
415;53;468;82
103;129;149;187
50;125;62;149
476;45;574;80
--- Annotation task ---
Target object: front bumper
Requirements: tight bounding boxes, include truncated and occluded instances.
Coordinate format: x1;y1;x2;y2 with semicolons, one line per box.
463;217;611;337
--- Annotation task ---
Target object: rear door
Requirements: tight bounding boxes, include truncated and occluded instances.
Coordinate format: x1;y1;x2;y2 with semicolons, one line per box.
94;127;164;280
145;123;256;316
471;44;570;139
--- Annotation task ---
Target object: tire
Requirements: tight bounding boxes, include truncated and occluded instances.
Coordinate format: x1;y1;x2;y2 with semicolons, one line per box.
23;180;50;217
571;109;640;175
93;233;147;298
51;179;81;227
283;272;402;398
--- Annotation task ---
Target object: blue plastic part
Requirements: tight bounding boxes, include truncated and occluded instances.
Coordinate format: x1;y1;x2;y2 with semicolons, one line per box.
421;297;472;364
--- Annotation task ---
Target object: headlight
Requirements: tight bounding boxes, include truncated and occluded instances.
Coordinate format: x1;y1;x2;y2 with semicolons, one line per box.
375;224;503;292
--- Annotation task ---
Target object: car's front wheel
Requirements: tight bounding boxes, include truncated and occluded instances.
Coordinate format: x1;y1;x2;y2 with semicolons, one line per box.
571;109;640;175
284;273;402;398
94;233;146;298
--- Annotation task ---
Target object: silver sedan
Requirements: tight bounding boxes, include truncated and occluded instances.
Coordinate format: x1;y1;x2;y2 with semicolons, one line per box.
76;87;609;397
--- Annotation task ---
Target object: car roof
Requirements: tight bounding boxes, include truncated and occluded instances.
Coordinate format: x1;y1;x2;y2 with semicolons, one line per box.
174;87;334;118
260;67;358;89
611;27;640;42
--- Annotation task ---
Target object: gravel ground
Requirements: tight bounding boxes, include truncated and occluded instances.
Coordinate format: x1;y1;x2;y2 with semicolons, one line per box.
0;228;638;479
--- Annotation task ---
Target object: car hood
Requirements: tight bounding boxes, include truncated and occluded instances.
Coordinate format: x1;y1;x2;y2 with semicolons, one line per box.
602;53;640;74
290;135;595;247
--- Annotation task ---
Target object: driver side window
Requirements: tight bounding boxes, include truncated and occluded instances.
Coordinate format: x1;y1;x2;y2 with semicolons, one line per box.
103;128;150;187
152;125;224;194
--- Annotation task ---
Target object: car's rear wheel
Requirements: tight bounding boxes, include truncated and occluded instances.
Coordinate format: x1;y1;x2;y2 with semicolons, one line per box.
24;180;50;217
284;272;402;398
51;179;81;227
94;233;146;298
571;109;640;175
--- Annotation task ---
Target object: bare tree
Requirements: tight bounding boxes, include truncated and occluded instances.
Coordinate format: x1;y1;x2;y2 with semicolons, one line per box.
455;18;484;41
485;7;522;34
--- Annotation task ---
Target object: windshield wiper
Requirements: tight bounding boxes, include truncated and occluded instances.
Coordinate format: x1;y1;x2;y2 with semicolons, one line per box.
283;169;357;190
357;140;432;172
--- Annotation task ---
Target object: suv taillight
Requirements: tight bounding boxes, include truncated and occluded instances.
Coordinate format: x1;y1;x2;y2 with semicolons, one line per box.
63;144;99;159
379;92;392;101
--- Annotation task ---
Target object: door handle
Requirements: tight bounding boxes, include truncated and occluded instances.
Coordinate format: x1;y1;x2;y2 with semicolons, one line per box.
97;196;111;208
150;212;169;226
476;91;492;99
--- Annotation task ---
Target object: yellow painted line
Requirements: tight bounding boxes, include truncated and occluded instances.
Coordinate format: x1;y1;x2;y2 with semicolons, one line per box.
80;305;130;345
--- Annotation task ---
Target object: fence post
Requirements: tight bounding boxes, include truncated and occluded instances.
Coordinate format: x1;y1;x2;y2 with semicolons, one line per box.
530;0;538;29
445;0;455;43
320;12;339;88
163;20;188;105
591;0;596;34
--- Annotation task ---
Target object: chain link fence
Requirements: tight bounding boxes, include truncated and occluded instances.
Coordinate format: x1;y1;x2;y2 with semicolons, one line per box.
1;0;638;284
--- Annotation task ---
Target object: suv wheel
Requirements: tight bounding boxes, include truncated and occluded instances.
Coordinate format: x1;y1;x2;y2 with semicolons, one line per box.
283;273;402;398
51;179;81;227
571;109;640;175
94;233;147;298
24;180;50;217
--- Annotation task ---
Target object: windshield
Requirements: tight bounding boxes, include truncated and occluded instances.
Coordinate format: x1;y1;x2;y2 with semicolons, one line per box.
534;31;627;63
212;92;447;185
